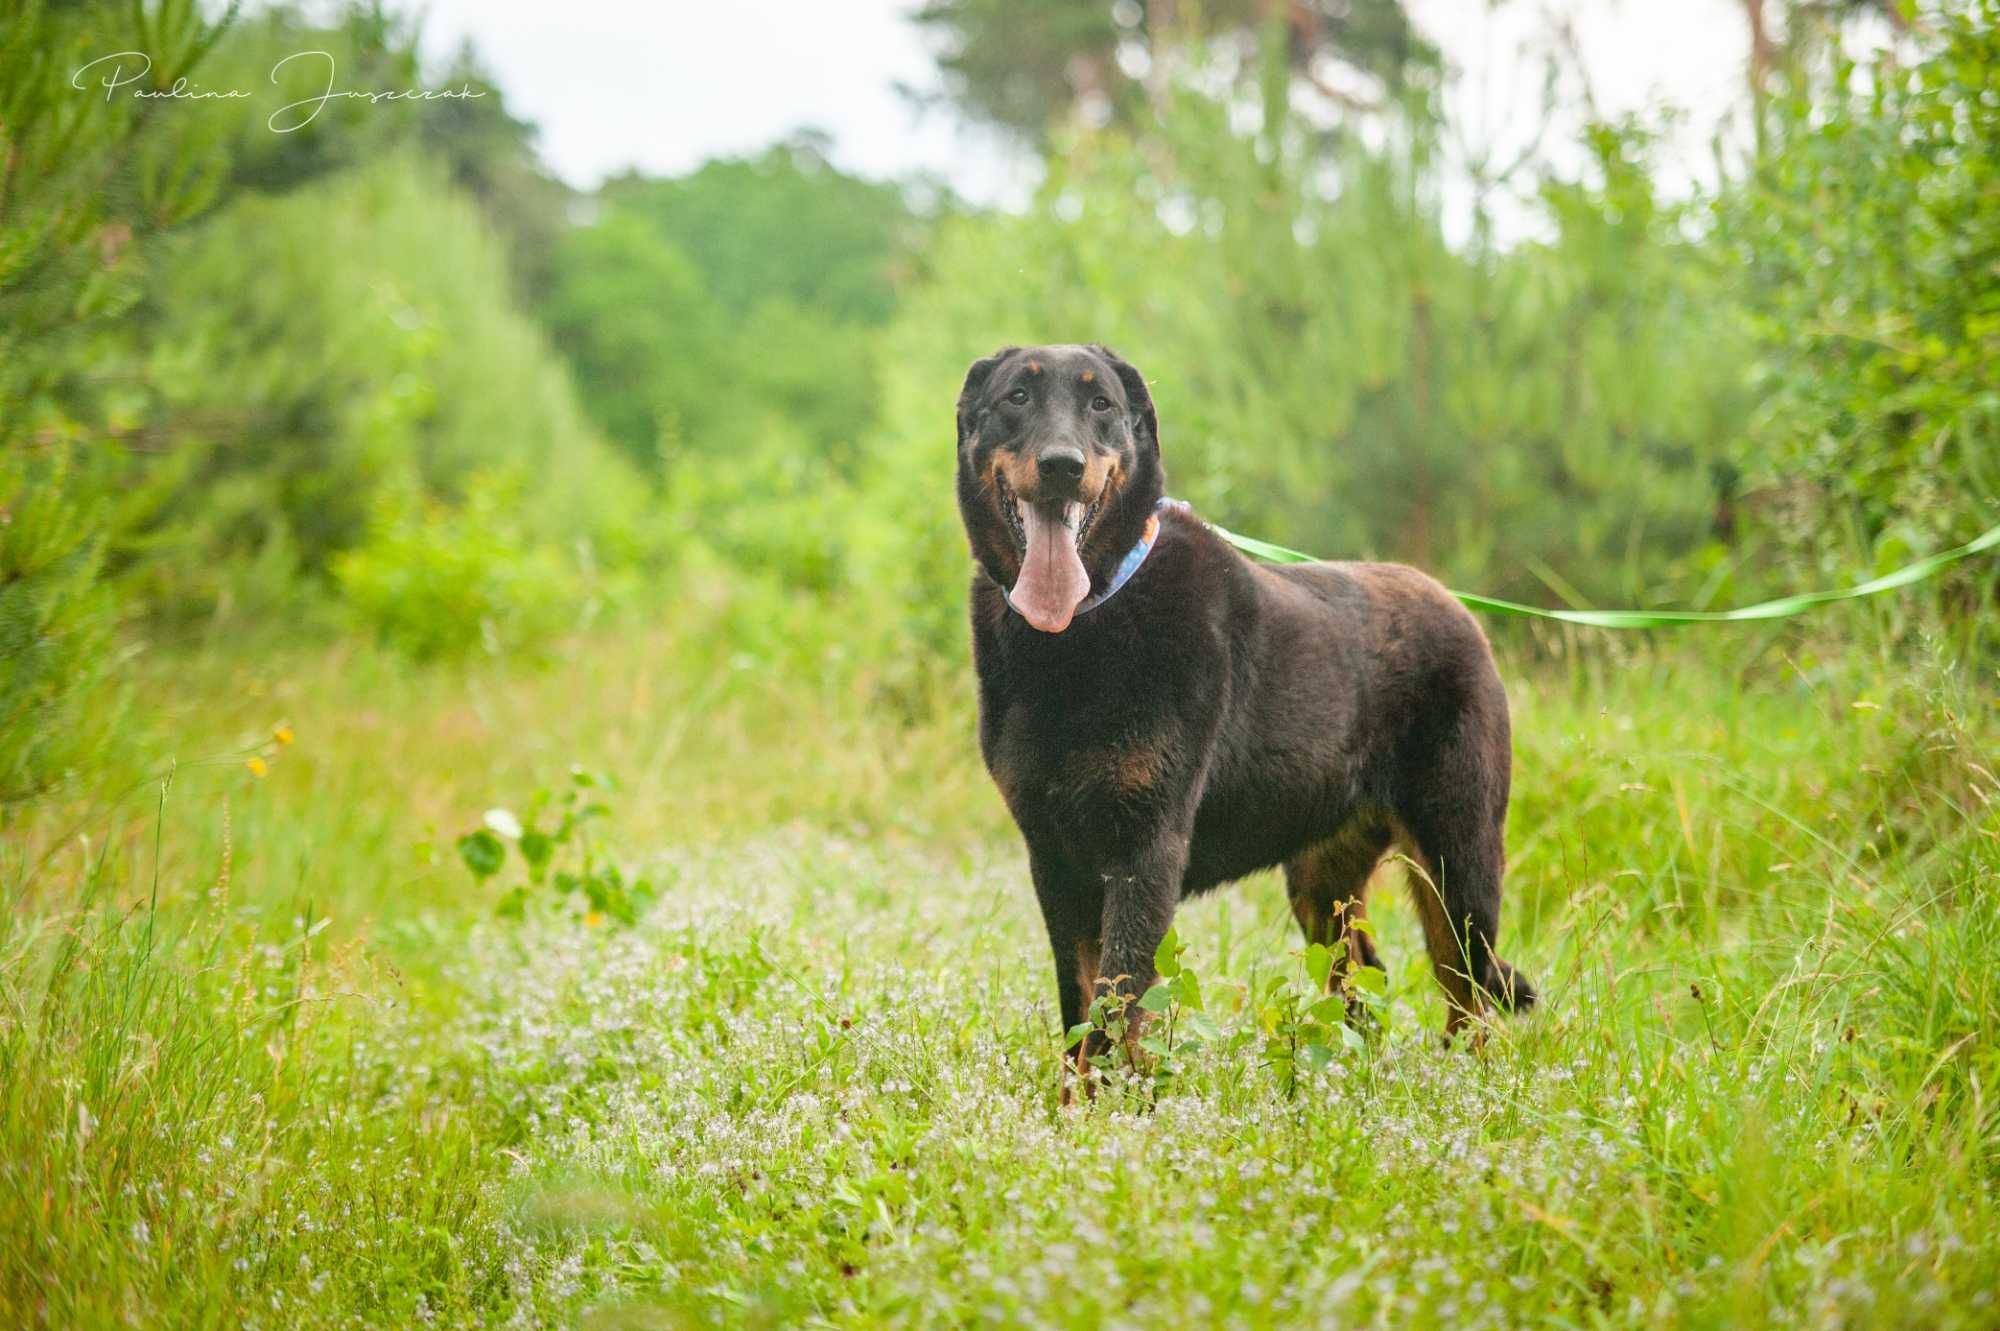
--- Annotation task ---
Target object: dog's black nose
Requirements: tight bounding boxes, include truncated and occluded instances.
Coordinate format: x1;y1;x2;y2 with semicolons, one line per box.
1038;447;1086;488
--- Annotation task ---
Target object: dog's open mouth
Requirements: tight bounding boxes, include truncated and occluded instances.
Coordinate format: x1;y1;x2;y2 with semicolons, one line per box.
997;472;1103;634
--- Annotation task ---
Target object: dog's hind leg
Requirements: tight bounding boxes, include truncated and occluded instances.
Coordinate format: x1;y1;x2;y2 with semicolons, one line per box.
1394;694;1538;1038
1394;776;1536;1039
1284;819;1393;1000
1393;833;1488;1039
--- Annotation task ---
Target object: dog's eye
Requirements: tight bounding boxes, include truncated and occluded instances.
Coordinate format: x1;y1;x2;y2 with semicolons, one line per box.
1091;395;1112;412
1007;387;1030;405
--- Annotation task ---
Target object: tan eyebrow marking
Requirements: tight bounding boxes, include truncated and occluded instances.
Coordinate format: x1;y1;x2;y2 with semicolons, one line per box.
1080;370;1095;383
1026;361;1042;375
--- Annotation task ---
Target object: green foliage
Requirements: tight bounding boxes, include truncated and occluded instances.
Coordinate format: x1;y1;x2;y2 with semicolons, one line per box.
1242;931;1390;1097
871;91;1748;632
1725;0;2000;606
188;0;571;282
185;3;434;196
539;208;728;459
10;631;1998;1327
1067;923;1397;1103
602;135;919;326
0;832;579;1327
536;146;948;687
0;0;237;806
0;450;118;803
134;151;642;620
454;767;656;925
913;0;1435;143
0;2;233;323
1;3;623;807
331;472;586;661
542;138;919;472
1065;928;1224;1099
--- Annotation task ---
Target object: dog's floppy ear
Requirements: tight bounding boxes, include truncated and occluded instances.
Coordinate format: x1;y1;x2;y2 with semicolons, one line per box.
956;347;1016;448
1093;345;1158;452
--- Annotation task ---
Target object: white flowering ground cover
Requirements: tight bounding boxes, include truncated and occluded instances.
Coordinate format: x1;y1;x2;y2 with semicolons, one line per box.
4;643;1998;1328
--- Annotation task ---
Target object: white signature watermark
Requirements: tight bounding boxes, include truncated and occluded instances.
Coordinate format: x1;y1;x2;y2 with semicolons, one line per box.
71;51;484;133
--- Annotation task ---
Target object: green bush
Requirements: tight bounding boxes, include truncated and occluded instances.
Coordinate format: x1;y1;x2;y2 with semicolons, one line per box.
540;140;914;474
133;150;646;623
1724;0;2000;604
332;472;585;661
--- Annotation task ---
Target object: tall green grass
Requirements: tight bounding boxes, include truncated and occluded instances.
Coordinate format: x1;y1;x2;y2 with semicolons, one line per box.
1;813;518;1326
3;624;1995;1327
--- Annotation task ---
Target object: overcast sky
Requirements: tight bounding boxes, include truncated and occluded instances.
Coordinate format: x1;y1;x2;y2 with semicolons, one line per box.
406;0;1034;200
402;0;1773;232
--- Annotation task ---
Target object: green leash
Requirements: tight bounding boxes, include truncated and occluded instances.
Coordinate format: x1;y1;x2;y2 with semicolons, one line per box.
1207;519;2000;629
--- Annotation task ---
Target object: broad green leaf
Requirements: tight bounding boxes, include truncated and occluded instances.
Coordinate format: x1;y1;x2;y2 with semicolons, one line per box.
519;830;554;877
457;829;505;880
1183;1013;1222;1044
1308;995;1347;1026
1304;942;1332;988
1173;971;1204;1012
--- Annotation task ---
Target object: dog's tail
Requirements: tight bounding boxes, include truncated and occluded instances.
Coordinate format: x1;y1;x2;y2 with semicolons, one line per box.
1485;955;1537;1013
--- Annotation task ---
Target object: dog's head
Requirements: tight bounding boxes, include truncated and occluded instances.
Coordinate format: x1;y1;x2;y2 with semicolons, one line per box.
954;344;1164;633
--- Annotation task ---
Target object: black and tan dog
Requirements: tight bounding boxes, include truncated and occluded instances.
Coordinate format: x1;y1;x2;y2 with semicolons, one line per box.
956;343;1535;1088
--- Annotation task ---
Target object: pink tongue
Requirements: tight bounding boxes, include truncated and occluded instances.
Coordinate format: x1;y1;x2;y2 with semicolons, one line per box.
1011;503;1090;633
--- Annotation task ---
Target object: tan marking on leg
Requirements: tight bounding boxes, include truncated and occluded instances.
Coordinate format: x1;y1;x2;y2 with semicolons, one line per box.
1285;821;1391;991
1074;937;1102;1019
1061;936;1102;1103
1391;829;1487;1039
1330;885;1378;988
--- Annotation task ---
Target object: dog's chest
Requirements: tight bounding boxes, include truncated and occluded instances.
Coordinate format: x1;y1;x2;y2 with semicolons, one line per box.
984;675;1190;825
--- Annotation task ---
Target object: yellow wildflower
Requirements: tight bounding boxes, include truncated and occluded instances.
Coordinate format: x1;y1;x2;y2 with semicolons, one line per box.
246;757;268;778
273;725;294;746
584;911;604;929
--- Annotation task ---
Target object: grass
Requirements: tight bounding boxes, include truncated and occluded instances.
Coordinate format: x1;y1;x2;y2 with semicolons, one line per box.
3;624;1997;1329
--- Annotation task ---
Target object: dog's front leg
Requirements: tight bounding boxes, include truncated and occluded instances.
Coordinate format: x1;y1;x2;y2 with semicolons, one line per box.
1028;849;1109;1102
1091;836;1187;1066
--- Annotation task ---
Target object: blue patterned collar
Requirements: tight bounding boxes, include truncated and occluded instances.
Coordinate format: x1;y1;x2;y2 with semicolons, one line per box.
1003;496;1185;623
